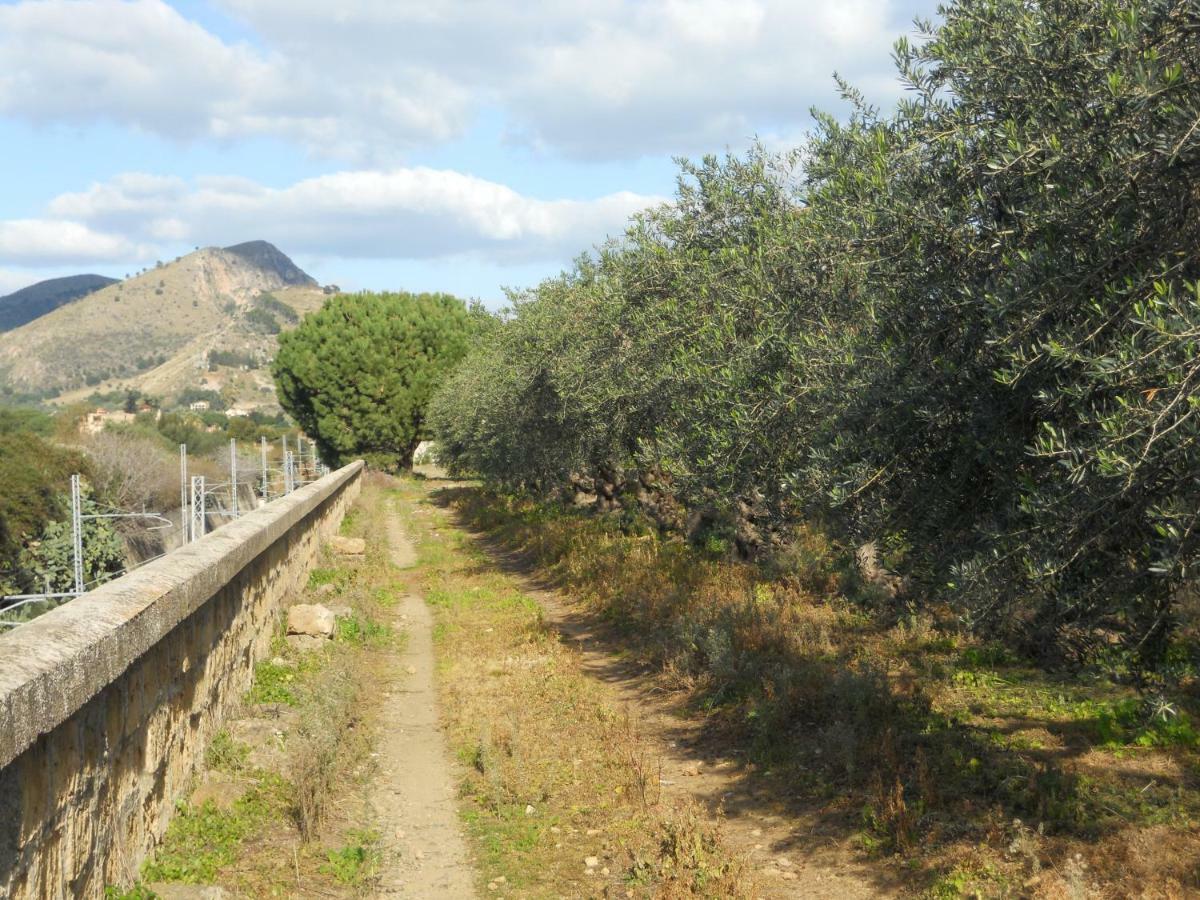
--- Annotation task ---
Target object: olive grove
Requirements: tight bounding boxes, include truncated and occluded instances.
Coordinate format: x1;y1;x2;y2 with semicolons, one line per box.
429;0;1200;672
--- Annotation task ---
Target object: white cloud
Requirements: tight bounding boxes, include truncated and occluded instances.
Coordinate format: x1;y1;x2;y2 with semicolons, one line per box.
0;0;928;161
48;168;663;262
0;0;469;157
0;219;146;264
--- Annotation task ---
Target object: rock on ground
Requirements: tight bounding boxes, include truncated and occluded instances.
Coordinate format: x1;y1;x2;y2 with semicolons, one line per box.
329;535;366;556
287;603;335;637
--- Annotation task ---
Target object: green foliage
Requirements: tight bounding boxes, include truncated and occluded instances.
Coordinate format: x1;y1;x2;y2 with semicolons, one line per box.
141;778;286;884
254;291;299;325
319;831;380;885
243;306;280;334
103;885;158;900
334;612;390;646
0;406;54;437
0;429;94;596
273;291;481;471
205;730;251;773
208;349;259;369
430;0;1200;674
19;489;125;594
246;659;301;706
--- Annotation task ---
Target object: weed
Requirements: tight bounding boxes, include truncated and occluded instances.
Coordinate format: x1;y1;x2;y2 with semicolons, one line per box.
334;612;390;646
289;656;362;841
308;567;342;588
443;484;1200;896
391;480;756;897
245;659;300;706
320;830;380;885
142;777;287;884
205;730;250;773
103;885;158;900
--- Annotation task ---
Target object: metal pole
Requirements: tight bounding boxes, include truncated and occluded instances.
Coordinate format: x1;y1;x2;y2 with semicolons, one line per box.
260;436;268;502
297;436;305;483
179;443;189;543
70;474;84;594
191;476;206;540
229;438;239;518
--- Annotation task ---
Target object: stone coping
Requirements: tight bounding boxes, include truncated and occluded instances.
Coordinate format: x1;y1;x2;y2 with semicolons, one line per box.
0;460;364;769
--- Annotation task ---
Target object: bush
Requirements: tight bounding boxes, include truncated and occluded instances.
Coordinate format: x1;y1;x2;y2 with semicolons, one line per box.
84;429;179;516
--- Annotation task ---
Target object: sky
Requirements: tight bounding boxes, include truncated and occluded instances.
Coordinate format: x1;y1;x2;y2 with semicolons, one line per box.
0;0;941;307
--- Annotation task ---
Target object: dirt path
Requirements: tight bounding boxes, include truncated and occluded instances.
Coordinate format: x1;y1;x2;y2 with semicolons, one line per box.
371;501;475;898
457;525;899;898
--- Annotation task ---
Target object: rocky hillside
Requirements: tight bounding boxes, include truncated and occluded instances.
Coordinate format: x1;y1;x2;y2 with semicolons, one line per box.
223;241;318;287
0;243;328;411
0;274;118;331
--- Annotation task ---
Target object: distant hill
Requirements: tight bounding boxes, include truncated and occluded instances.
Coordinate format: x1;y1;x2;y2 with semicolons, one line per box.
0;242;328;412
0;274;119;331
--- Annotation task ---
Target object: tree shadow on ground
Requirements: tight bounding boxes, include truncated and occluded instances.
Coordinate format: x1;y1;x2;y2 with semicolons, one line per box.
427;485;1200;895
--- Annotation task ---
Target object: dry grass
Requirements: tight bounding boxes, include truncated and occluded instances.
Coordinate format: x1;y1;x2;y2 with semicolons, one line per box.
391;478;756;898
121;480;398;898
446;487;1200;899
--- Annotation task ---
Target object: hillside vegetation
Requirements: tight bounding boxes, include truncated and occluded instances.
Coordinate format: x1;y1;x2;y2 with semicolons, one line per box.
0;242;326;412
431;0;1200;681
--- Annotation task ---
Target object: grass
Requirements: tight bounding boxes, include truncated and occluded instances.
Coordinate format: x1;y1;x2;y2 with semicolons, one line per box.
127;478;404;898
390;477;756;898
104;886;158;900
142;776;289;883
444;486;1200;898
320;830;381;886
245;658;303;705
334;611;392;647
205;730;250;773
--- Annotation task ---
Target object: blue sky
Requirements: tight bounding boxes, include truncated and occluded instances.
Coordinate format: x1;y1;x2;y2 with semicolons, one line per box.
0;0;940;306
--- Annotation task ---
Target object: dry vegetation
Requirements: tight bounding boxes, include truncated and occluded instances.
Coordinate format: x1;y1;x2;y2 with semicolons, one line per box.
391;477;756;898
445;487;1200;898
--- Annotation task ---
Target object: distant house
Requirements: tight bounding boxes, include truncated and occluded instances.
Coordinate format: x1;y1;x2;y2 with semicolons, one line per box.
189;400;210;412
226;405;253;418
80;407;136;435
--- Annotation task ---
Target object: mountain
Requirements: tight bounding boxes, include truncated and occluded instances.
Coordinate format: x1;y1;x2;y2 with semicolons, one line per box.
223;241;318;287
0;274;119;331
0;242;328;411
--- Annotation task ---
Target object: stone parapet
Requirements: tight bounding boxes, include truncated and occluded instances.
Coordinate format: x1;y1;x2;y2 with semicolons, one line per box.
0;460;364;898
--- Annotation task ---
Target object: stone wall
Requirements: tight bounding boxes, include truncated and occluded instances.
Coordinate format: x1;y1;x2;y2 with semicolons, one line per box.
0;461;364;898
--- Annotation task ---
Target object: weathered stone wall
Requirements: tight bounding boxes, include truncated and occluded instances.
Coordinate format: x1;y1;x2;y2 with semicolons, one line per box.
0;461;364;899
